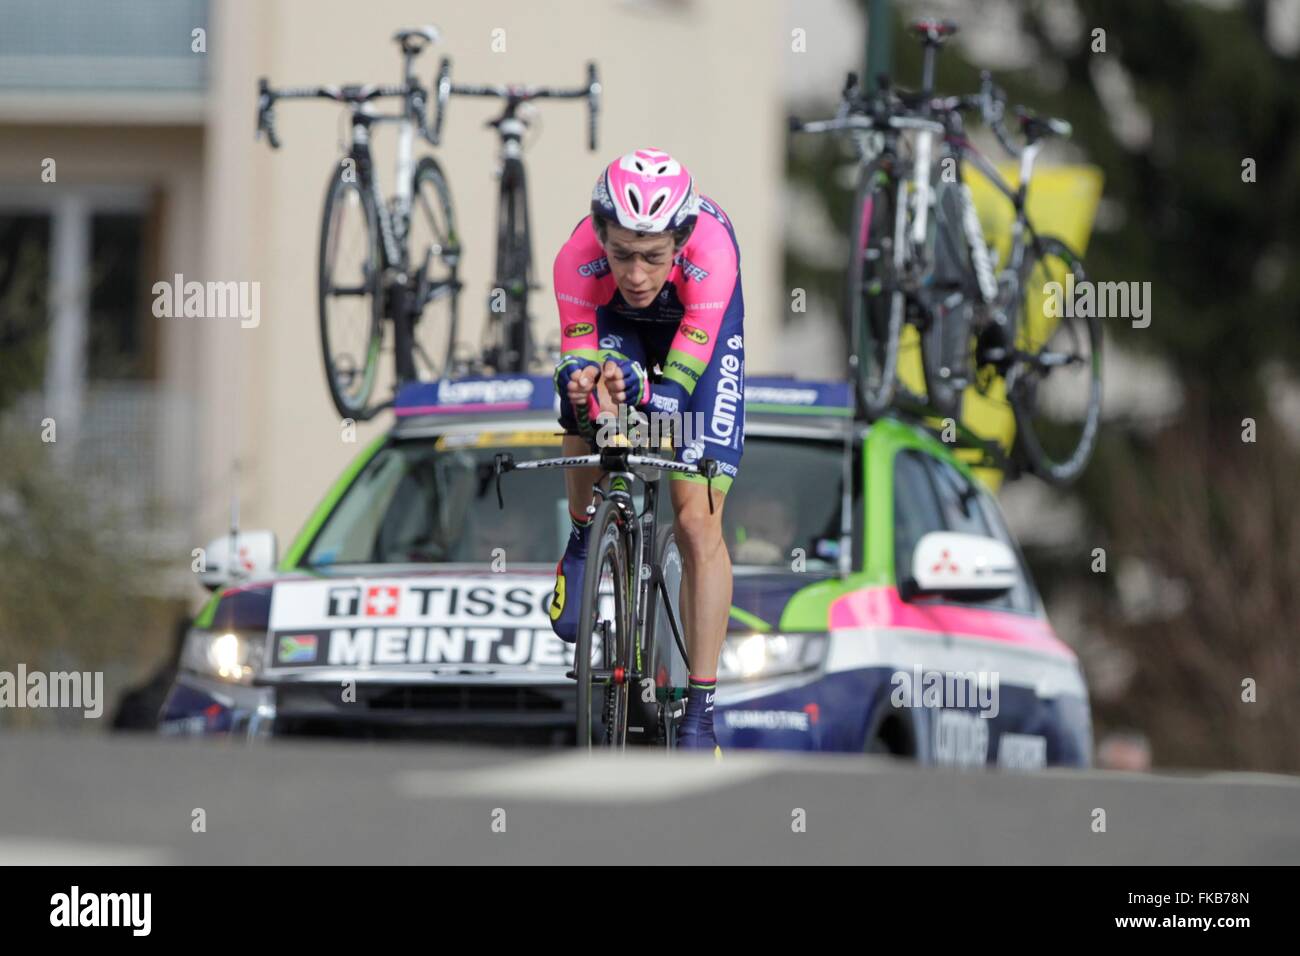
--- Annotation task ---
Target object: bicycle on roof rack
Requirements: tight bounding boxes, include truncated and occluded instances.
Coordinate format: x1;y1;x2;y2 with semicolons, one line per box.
791;17;1102;486
433;58;600;377
256;25;462;422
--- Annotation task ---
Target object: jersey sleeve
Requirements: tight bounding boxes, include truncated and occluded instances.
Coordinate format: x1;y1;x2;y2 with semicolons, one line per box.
553;218;610;366
658;218;741;402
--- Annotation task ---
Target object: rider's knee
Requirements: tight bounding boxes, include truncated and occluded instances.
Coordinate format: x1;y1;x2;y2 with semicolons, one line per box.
673;501;724;561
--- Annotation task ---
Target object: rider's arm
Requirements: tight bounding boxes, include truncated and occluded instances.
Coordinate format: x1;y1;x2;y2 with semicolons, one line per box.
648;231;741;415
552;222;612;394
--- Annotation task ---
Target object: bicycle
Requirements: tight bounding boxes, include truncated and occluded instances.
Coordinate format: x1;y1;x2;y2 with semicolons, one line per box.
256;25;462;422
793;18;1102;486
493;421;719;749
433;59;600;375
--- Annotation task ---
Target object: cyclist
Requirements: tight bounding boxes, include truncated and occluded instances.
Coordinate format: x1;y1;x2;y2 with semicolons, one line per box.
548;147;745;755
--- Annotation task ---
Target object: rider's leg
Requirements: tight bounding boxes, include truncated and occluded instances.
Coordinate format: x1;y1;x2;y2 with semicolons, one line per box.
562;434;602;518
551;320;646;641
671;479;730;681
662;305;745;751
547;433;601;641
671;478;730;752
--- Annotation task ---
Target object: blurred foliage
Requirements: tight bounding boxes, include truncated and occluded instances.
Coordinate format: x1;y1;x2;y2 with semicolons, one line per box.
0;417;180;729
1085;412;1300;773
786;0;1300;770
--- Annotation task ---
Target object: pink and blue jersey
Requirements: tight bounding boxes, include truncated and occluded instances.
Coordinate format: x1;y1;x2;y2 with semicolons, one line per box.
552;196;746;488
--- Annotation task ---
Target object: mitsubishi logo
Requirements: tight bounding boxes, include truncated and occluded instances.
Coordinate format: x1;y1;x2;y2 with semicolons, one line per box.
930;549;960;575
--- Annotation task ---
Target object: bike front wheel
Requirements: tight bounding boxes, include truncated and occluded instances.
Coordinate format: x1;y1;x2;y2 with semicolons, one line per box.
1008;236;1102;486
574;498;634;749
487;157;533;373
318;162;384;421
408;156;461;381
639;523;690;747
847;158;906;419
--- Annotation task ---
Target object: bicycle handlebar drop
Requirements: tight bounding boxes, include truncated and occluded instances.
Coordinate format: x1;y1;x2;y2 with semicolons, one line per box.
433;58;601;151
493;447;719;514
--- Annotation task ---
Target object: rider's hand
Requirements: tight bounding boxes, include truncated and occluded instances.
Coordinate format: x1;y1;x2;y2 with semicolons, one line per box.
555;355;599;409
604;358;652;407
567;364;599;415
603;360;626;405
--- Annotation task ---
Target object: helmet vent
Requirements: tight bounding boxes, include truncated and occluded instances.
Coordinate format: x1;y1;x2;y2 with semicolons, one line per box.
648;194;666;215
625;186;641;214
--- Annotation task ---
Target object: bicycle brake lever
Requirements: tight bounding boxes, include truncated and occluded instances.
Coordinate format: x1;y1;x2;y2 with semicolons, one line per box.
493;453;515;509
701;458;718;515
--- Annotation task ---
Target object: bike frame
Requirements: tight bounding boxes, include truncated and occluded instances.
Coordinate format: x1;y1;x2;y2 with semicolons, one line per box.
258;37;451;284
347;105;417;271
828;102;1048;321
940;128;1047;307
433;62;599;372
495;444;717;732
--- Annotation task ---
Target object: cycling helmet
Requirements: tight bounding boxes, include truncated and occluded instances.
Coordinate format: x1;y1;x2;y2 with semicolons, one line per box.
591;148;698;236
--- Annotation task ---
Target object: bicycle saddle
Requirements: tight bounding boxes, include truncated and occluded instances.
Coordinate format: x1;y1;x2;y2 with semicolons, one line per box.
394;25;439;54
909;18;959;43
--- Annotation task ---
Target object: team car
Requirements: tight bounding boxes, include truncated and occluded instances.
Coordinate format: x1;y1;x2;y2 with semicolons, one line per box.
159;373;1092;767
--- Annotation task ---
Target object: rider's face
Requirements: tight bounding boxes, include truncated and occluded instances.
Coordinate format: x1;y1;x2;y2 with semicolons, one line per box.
601;224;676;309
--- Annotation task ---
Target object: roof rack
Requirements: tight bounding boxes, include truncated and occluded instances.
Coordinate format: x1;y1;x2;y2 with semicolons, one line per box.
392;373;858;421
390;374;1017;475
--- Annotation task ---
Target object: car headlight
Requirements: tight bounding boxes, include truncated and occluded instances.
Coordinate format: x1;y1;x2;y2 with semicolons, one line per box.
180;628;265;685
717;632;827;681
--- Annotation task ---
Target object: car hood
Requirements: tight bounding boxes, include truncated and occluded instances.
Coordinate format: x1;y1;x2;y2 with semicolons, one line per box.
729;570;835;633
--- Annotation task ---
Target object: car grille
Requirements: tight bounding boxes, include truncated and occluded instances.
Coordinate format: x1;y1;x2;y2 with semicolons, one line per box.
272;682;578;747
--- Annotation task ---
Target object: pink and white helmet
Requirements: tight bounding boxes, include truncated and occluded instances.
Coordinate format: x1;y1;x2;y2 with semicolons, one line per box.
591;148;698;235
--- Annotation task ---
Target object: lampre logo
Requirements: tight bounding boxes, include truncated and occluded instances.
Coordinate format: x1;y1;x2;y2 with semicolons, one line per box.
705;353;743;448
437;378;533;405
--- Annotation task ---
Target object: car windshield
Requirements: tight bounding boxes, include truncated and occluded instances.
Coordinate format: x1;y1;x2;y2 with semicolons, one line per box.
302;429;850;570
